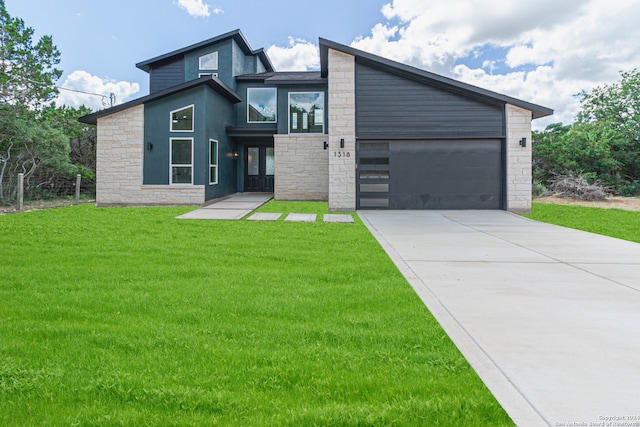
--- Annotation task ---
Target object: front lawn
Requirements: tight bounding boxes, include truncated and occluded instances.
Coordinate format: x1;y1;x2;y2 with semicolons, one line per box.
0;203;512;426
526;203;640;243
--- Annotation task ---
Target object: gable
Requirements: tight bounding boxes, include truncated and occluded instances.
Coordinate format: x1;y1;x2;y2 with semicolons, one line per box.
356;62;505;139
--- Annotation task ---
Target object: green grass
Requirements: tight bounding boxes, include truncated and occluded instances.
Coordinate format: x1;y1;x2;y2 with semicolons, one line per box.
0;203;512;426
526;203;640;243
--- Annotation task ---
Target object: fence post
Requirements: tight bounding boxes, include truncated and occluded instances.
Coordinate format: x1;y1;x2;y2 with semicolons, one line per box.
75;174;81;205
17;173;24;211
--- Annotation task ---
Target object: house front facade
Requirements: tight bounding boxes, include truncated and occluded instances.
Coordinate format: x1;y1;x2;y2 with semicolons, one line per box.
80;29;552;213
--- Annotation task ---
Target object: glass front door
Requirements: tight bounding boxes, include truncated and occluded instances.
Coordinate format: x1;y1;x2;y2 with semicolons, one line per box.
244;145;274;192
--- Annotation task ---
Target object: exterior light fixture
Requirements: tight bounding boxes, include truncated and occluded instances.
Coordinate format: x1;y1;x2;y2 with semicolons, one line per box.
323;141;328;150
340;138;345;148
146;142;153;151
519;137;527;147
233;151;239;159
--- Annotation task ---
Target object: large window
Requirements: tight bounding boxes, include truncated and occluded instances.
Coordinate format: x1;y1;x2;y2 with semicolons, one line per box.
289;92;324;133
170;105;194;132
170;138;193;184
209;139;218;185
247;88;277;123
199;51;218;70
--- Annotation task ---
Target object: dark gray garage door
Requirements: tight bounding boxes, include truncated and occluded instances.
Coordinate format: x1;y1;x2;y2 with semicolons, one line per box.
357;140;503;209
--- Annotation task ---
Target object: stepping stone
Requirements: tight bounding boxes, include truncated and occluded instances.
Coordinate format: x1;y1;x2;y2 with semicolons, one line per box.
284;213;317;222
323;214;354;223
247;212;282;221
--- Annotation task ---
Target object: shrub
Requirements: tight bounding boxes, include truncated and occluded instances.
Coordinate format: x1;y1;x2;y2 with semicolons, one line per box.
619;181;638;197
532;181;547;198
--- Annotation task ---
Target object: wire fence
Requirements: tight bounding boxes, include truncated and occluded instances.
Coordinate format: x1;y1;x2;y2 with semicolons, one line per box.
1;172;95;210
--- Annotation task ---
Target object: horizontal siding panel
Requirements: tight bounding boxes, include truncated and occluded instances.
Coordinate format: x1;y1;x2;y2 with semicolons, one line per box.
355;63;505;139
150;59;185;93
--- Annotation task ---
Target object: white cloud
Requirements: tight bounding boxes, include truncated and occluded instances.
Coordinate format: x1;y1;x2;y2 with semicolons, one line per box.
173;0;214;17
351;0;640;128
267;37;320;71
56;70;140;111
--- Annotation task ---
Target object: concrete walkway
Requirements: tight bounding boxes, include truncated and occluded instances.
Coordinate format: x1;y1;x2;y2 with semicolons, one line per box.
176;193;273;220
359;210;640;427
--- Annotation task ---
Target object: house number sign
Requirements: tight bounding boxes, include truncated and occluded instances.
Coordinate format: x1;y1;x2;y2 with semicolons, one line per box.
333;151;352;158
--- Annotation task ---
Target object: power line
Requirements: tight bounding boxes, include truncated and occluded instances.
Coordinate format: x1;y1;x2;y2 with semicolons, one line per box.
56;86;116;108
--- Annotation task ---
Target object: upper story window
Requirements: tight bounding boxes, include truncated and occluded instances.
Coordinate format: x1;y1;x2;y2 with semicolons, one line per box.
289;92;324;133
170;105;194;132
199;51;218;70
247;88;277;123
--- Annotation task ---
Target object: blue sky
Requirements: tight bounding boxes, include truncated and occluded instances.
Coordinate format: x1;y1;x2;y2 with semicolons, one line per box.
6;0;640;128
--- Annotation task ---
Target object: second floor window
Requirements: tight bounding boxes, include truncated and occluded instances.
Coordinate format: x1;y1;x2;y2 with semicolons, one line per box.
199;51;218;70
247;88;277;123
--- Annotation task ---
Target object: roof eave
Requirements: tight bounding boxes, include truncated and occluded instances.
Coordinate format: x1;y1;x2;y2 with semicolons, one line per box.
78;75;241;125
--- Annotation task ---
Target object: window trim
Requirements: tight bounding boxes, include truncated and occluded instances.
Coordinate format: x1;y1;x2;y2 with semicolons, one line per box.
169;137;194;185
209;139;218;185
170;104;194;132
247;87;277;124
199;51;218;70
288;91;325;134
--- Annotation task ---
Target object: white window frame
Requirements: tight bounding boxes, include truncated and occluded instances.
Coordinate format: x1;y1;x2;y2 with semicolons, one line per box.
247;87;277;123
170;137;194;185
209;139;218;185
170;104;194;132
288;92;325;134
199;51;218;70
198;72;218;78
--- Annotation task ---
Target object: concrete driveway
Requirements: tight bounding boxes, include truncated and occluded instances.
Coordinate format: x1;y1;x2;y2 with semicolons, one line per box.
359;210;640;427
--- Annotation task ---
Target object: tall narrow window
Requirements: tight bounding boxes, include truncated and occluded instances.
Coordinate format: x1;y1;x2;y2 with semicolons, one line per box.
247;88;277;123
170;138;193;184
209;139;218;185
289;92;324;133
170;105;194;132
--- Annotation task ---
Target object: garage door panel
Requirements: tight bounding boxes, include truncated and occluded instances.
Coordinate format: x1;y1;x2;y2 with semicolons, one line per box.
357;139;503;210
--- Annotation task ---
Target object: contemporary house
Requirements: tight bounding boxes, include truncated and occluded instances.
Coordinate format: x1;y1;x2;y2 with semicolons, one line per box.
79;29;552;213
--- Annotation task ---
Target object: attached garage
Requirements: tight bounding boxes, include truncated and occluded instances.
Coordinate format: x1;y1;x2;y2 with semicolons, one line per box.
357;139;503;209
345;55;542;211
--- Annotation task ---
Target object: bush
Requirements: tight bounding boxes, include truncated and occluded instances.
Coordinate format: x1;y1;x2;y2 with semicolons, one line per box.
532;181;547;198
619;181;638;197
547;173;609;201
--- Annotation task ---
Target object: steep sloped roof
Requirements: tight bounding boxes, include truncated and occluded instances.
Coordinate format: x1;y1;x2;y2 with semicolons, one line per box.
136;29;274;73
78;75;241;125
319;38;553;119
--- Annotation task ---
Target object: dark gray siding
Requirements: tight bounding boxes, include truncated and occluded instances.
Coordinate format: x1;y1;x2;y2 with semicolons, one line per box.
150;59;185;93
355;63;505;139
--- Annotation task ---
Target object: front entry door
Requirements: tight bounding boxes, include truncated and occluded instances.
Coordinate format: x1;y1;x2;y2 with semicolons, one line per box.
245;146;274;192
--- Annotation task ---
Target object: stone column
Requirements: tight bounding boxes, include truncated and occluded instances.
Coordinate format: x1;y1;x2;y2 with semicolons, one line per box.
327;49;356;211
505;104;533;214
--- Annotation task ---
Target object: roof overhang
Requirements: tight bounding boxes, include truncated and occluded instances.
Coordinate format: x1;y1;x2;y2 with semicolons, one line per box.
136;29;274;73
79;75;241;125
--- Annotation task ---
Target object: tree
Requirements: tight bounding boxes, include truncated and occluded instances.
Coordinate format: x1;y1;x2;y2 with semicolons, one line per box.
0;0;61;109
0;105;71;200
578;69;640;183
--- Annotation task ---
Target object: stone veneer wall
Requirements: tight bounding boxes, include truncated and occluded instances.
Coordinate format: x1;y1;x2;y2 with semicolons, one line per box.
505;104;533;214
273;134;329;200
96;105;204;206
327;49;356;211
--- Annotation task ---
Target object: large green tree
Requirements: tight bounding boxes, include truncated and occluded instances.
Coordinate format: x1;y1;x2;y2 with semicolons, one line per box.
534;70;640;195
577;69;640;182
0;0;61;109
0;1;89;203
